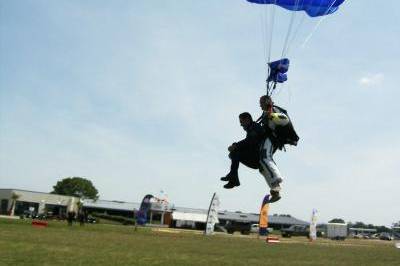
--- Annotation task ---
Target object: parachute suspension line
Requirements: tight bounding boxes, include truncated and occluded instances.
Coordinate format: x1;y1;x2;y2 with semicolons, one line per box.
267;82;277;97
284;14;306;57
281;18;296;58
258;1;271;92
267;2;277;64
281;0;301;59
256;1;268;89
300;0;340;48
259;2;268;66
266;1;277;97
247;0;345;99
300;15;327;48
260;0;272;84
270;0;300;98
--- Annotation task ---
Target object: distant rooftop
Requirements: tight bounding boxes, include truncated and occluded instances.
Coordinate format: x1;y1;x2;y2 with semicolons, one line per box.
83;199;141;211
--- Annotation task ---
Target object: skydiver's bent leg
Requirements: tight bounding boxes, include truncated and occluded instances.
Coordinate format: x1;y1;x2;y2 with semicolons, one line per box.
221;151;240;180
222;150;241;188
239;148;260;170
222;148;259;189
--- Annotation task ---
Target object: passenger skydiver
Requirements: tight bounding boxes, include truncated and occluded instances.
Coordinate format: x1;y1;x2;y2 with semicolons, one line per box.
221;112;265;189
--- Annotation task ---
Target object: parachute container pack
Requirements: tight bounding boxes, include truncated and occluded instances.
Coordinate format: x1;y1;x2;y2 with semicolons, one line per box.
267;58;290;84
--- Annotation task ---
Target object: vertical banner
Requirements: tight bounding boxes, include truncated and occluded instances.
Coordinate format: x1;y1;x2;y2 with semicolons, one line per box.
309;209;318;241
259;194;270;236
204;193;220;235
136;194;154;225
393;226;400;249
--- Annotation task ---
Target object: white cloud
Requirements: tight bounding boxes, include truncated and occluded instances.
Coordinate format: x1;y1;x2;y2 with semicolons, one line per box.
359;73;384;87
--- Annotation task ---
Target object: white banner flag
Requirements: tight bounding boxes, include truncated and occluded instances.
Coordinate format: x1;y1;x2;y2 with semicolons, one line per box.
204;193;220;235
309;209;318;241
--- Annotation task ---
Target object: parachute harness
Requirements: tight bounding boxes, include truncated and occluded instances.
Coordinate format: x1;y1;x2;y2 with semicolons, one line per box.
266;81;277;98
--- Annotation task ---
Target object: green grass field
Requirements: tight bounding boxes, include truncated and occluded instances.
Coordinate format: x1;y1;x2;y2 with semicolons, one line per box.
1;218;399;265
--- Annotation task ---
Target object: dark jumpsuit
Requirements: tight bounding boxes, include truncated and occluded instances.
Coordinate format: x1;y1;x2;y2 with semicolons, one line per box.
229;121;265;174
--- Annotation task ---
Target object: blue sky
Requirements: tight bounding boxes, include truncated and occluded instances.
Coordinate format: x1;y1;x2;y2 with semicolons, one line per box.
1;0;399;226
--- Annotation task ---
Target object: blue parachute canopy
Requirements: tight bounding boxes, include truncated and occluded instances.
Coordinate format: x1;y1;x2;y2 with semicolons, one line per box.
268;58;290;83
247;0;345;17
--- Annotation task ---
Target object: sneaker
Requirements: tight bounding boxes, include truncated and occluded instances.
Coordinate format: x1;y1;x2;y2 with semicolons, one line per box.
268;190;281;203
223;180;240;189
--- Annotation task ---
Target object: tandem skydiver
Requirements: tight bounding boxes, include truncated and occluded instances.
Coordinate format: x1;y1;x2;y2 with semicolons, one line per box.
221;95;299;203
257;95;299;203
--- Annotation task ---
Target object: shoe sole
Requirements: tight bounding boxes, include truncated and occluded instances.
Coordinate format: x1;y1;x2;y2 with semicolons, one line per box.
223;183;240;189
267;196;281;203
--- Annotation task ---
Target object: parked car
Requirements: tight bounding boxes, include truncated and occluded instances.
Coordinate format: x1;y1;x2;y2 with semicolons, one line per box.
281;225;322;238
250;224;273;234
281;225;308;238
379;232;393;241
86;216;97;224
225;221;251;235
370;233;379;239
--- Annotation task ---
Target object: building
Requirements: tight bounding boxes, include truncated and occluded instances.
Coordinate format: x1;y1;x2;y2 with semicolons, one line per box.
82;199;140;217
0;188;308;229
349;227;377;236
169;207;308;230
217;211;308;230
170;206;208;229
82;198;173;226
0;188;79;217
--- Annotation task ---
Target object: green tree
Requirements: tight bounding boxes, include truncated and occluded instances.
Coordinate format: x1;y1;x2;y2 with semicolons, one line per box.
51;177;99;200
328;218;345;224
350;221;367;228
375;225;391;233
348;221;392;233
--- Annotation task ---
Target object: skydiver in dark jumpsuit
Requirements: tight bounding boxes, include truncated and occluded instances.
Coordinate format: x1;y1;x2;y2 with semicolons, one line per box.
221;112;265;189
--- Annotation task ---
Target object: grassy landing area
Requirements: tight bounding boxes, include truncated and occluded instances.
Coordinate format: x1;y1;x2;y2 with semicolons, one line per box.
0;218;399;265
